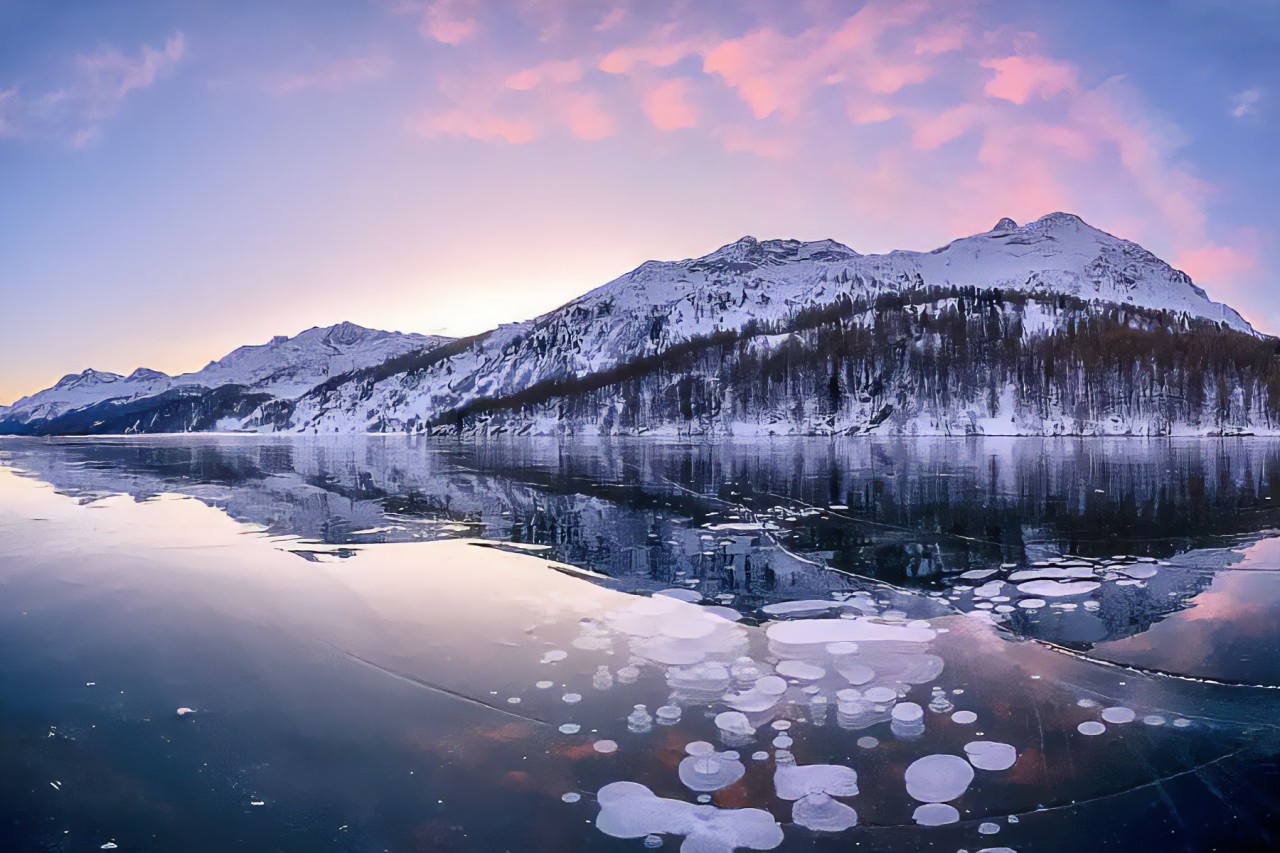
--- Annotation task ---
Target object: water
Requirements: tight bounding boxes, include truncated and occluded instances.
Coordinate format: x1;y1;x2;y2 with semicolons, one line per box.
3;435;1280;851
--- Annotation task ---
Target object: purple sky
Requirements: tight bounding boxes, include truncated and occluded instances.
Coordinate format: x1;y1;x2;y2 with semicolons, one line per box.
1;0;1276;404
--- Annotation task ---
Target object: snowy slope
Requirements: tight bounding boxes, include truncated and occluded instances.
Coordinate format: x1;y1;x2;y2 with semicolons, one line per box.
287;212;1254;433
2;323;449;429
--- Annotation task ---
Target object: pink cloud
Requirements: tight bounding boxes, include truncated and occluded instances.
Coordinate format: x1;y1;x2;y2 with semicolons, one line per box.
865;62;934;94
914;25;967;55
413;107;538;144
911;103;984;149
598;30;702;74
1175;242;1260;286
504;59;582;91
595;6;626;31
981;55;1077;104
560;91;617;140
642;78;697;130
421;0;478;44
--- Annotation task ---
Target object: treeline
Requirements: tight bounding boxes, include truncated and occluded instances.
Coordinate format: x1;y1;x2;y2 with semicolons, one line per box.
425;288;1280;436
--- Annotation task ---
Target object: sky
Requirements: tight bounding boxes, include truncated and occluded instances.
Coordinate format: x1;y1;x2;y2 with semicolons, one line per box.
0;0;1277;404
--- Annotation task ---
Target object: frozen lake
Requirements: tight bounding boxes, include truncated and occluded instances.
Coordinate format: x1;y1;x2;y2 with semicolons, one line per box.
3;436;1280;851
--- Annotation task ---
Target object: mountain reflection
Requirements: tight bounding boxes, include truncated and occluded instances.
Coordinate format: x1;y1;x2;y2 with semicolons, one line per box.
4;436;1278;652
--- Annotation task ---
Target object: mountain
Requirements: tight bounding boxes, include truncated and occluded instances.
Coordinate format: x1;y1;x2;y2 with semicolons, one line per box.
3;213;1274;437
0;323;451;434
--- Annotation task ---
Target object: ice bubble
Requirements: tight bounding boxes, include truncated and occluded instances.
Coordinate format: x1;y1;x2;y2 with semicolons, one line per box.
679;751;747;792
616;665;642;684
1016;599;1046;609
776;660;826;681
1076;698;1099;709
657;588;703;603
559;723;581;734
838;663;876;686
562;792;581;803
904;754;974;803
593;666;614;690
715;711;756;742
979;822;1000;835
643;834;662;848
1118;565;1158;580
963;741;1017;771
755;675;789;696
913;803;960;826
951;710;978;725
593;739;619;754
541;650;568;664
1077;721;1106;736
774;763;859;800
1143;715;1166;726
562;693;583;704
766;618;936;646
825;641;860;656
1016;580;1100;597
792;792;858;832
752;751;770;761
1172;718;1192;728
535;680;554;689
864;686;898;704
892;702;924;723
857;736;879;749
595;781;784;852
656;705;683;726
628;704;654;734
686;741;717;756
507;697;522;704
772;735;793;749
1101;707;1136;724
771;720;792;731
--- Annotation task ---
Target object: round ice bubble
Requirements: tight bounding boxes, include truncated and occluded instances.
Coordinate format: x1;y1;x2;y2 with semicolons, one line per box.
856;736;879;749
792;792;857;832
1077;721;1106;736
904;754;975;803
562;693;582;704
593;739;619;754
561;792;581;803
892;702;924;723
964;741;1017;771
913;803;960;826
952;710;978;725
1101;706;1135;724
559;723;581;735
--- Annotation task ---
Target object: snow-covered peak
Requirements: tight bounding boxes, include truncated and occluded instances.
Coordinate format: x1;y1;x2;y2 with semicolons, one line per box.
51;368;125;390
127;368;169;382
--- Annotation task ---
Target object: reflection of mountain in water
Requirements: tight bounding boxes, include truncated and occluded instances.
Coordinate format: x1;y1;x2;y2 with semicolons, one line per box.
3;436;1278;649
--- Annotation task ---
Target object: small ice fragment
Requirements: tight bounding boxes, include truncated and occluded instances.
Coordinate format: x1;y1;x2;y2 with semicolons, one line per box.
1077;721;1106;736
100;845;118;851
697;794;712;803
951;710;977;725
656;705;682;725
771;720;792;731
593;739;618;754
507;697;521;705
776;660;825;681
1143;715;1166;726
1017;599;1046;609
979;822;1000;835
1101;707;1136;724
864;686;897;704
792;792;857;831
752;751;770;761
1172;718;1192;728
643;835;662;849
251;800;265;806
616;665;641;684
679;750;746;792
540;650;568;664
593;666;614;690
50;781;61;790
535;680;554;689
627;704;654;734
904;754;975;803
559;723;581;734
561;792;581;803
913;802;960;826
562;693;582;704
856;736;879;749
963;741;1017;771
685;741;716;756
176;707;196;717
1076;698;1099;709
892;702;924;724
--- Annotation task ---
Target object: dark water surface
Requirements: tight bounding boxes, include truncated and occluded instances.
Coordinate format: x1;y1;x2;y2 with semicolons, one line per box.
3;436;1280;852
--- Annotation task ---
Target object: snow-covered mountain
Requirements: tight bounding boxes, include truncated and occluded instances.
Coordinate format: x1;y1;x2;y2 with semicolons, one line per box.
282;212;1264;436
1;323;450;433
2;213;1270;437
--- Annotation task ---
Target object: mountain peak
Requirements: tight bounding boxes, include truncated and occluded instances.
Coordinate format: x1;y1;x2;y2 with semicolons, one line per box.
992;217;1018;232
